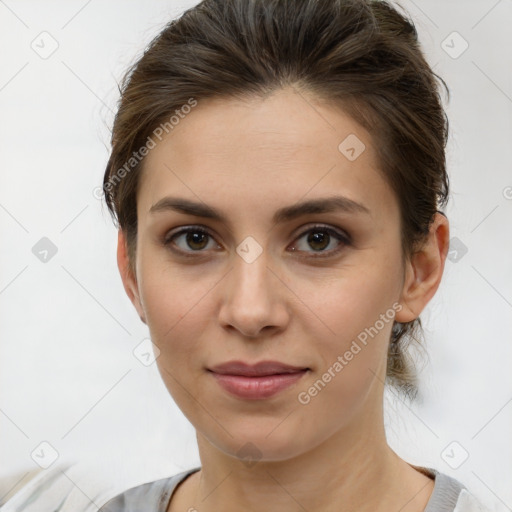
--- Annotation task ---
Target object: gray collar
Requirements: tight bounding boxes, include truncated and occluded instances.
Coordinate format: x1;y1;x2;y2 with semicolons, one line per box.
424;468;466;512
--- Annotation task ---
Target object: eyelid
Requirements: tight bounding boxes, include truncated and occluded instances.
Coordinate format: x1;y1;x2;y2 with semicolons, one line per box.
163;225;220;257
293;223;351;244
163;223;351;257
289;223;351;258
163;224;213;244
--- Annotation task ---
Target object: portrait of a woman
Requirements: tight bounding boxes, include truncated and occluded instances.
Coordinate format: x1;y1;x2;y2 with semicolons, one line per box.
91;0;488;510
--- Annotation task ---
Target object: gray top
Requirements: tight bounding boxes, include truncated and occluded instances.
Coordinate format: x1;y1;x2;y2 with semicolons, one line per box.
98;466;488;512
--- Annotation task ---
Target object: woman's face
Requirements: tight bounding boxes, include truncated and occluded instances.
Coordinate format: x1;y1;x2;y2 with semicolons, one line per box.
124;87;411;461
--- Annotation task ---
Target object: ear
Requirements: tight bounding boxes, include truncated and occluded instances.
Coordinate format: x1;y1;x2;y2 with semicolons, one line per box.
117;229;146;324
395;212;450;323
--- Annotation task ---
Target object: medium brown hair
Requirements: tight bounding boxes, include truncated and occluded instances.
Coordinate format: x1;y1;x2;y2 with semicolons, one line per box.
102;0;450;398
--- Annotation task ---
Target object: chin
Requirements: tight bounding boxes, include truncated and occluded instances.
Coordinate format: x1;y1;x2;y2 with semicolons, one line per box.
208;422;315;464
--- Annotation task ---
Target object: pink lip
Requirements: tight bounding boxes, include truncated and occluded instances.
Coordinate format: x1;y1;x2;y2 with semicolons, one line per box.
208;360;309;400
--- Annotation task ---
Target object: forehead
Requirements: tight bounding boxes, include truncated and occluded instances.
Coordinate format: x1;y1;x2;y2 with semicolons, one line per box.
137;87;397;224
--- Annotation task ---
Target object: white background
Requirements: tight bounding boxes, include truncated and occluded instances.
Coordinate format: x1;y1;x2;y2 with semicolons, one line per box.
0;0;511;510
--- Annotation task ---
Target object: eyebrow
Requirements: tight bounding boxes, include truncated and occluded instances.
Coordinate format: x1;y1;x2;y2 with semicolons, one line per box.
149;195;371;224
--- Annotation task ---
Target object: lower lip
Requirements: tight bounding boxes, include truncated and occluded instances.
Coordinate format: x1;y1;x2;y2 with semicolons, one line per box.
209;370;308;399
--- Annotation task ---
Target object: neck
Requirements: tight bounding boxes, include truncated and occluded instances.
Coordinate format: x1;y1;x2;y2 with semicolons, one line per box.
181;392;433;512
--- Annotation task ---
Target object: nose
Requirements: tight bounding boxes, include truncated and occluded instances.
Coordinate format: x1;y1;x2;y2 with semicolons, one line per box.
218;248;290;339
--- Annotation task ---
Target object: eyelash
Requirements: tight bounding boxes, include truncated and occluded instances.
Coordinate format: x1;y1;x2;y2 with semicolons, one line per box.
163;224;351;259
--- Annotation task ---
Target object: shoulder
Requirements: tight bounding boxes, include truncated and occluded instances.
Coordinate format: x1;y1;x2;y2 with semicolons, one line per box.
1;463;109;511
454;489;491;512
424;468;491;512
0;464;200;512
98;467;201;512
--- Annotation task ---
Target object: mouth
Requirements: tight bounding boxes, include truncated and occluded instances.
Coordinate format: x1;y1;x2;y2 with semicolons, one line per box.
208;360;310;377
207;360;310;399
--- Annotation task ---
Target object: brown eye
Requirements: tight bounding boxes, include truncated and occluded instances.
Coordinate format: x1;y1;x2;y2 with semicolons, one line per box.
307;231;330;251
183;231;209;250
290;225;350;258
164;226;219;255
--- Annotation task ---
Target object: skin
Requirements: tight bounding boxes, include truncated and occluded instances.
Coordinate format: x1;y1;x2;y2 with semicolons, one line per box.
117;87;449;512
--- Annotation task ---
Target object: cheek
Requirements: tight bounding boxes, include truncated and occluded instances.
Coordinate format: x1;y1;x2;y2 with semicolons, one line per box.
290;253;402;397
136;247;212;360
291;280;397;436
139;264;215;419
292;253;402;346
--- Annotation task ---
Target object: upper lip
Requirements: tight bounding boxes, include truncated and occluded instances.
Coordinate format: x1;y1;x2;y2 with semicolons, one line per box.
208;360;309;377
